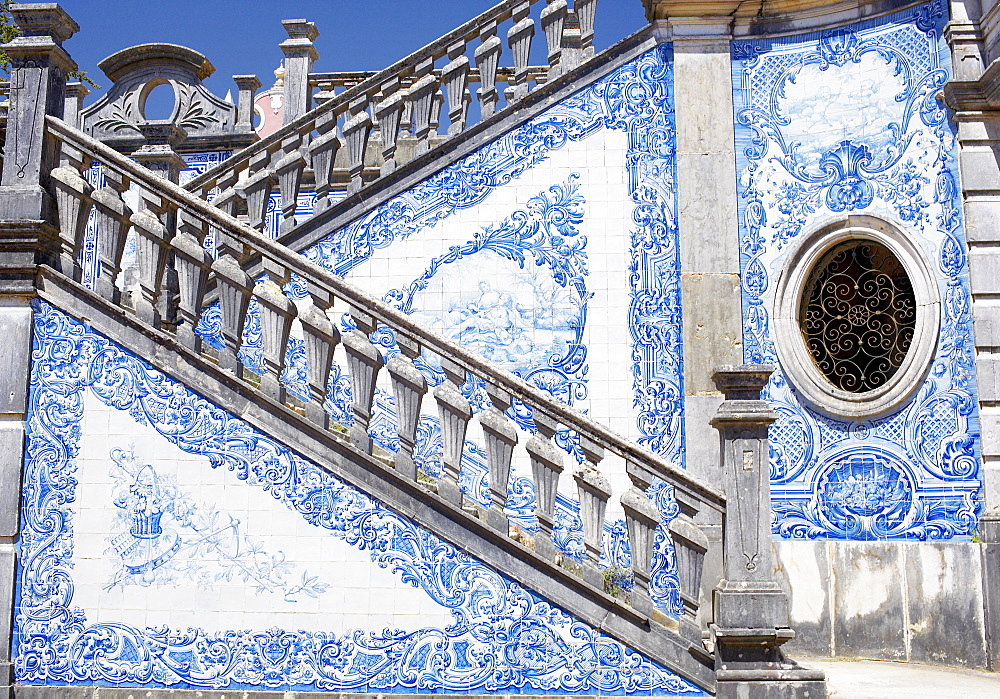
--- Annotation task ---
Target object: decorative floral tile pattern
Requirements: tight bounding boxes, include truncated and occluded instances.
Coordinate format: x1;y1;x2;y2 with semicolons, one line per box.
732;0;983;540
15;300;704;695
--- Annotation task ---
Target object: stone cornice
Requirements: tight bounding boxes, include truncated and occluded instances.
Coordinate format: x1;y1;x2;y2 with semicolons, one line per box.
644;0;929;38
945;56;1000;112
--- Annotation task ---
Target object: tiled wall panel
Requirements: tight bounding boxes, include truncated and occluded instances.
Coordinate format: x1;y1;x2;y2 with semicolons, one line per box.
732;0;983;540
15;300;703;695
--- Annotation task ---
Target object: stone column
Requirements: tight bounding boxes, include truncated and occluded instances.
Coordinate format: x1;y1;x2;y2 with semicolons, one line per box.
945;1;1000;669
710;366;826;698
279;19;319;125
131;123;186;328
643;0;744;640
0;4;78;224
0;4;80;691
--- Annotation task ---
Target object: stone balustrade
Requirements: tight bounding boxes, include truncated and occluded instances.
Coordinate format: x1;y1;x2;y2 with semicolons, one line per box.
43;113;727;629
183;0;599;236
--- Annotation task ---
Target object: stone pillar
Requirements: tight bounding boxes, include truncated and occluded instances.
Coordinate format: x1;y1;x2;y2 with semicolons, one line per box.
710;366;826;698
279;19;319;125
131;123;185;327
132;123;186;184
644;0;744;641
0;4;78;224
945;4;1000;669
0;4;79;691
233;75;261;132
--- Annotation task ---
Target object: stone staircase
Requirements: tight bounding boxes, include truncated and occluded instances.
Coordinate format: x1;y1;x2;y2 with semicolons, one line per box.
0;2;828;696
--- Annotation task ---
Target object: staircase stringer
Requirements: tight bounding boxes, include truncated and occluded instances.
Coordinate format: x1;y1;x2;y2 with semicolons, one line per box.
34;266;718;693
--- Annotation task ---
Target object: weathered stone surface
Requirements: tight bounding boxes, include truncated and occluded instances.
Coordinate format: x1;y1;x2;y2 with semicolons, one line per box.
775;541;833;658
681;274;743;395
831;543;906;660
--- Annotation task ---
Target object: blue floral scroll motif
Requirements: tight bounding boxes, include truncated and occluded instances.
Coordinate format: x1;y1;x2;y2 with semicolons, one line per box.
16;301;704;695
732;0;983;540
300;48;683;609
303;46;683;465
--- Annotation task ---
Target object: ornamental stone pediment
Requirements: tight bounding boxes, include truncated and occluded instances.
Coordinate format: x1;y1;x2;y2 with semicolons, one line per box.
80;43;257;152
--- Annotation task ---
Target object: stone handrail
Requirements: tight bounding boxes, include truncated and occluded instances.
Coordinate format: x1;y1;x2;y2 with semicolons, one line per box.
182;0;599;237
310;66;551;101
46;114;724;625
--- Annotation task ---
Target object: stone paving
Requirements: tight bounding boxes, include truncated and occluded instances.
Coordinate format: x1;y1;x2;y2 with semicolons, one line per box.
801;657;1000;697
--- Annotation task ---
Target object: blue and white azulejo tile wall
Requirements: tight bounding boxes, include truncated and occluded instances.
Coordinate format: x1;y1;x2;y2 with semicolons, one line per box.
732;0;983;541
295;47;685;602
16;300;703;695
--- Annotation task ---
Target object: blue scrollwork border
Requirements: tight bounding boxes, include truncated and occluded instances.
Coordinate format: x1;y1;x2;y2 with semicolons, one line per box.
15;300;703;695
732;0;983;540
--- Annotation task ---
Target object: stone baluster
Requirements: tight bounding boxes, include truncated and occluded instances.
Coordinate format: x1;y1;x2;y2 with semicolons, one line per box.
211;168;242;219
343;96;372;195
253;260;295;403
620;458;660;613
526;411;564;562
541;0;568;79
132;123;185;329
91;168;132;303
429;89;445;136
387;333;427;481
374;78;405;176
279;19;319;124
480;383;518;534
309;110;341;213
233;75;261;132
442;40;471;136
298;286;339;428
669;512;709;642
171;211;211;353
211;229;253;378
560;10;583;73
49;141;92;282
128;186;173;327
574;435;610;588
242;149;276;232
274;134;306;236
434;357;472;507
408;58;439;157
574;0;597;58
343;307;383;453
506;2;535;103
710;365;826;695
475;21;503;120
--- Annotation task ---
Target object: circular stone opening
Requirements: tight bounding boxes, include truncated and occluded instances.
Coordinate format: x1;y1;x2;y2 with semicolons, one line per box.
799;240;916;393
772;216;939;418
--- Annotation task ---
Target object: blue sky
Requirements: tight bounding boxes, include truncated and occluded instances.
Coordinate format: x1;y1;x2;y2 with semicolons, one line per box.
58;1;649;106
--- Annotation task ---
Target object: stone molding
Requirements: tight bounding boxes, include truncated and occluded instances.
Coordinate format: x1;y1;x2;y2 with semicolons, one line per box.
80;43;257;152
771;216;941;419
644;0;929;38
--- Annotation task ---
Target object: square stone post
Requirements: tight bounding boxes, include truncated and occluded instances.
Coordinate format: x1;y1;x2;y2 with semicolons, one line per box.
233;75;261;132
710;366;826;698
0;4;78;224
279;19;319;125
0;5;80;692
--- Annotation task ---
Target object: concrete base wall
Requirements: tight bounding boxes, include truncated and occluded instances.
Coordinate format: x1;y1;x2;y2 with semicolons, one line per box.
774;541;990;669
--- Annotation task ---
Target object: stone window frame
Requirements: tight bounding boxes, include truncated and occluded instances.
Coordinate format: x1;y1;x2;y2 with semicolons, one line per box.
772;215;940;418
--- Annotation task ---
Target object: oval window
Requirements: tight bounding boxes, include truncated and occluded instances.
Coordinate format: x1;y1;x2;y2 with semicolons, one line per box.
799;240;916;393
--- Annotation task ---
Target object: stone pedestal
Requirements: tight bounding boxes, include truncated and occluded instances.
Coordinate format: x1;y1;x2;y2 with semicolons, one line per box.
711;366;827;698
